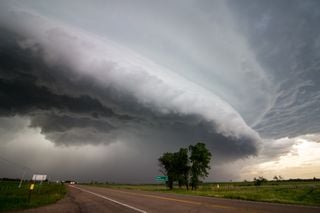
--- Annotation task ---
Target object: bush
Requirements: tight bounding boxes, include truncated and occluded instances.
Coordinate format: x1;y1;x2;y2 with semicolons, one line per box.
254;177;267;186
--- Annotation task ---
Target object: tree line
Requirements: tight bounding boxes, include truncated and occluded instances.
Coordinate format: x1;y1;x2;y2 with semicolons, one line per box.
158;142;212;190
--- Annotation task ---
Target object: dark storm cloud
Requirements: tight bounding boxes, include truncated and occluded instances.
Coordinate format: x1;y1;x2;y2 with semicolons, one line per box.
227;0;320;139
0;30;135;144
0;10;259;161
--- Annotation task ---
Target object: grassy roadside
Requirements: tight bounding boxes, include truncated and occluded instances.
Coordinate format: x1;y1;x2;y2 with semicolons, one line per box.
0;181;66;212
89;181;320;206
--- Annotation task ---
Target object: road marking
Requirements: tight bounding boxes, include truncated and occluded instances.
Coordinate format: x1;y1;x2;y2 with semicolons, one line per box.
69;185;147;213
105;188;236;210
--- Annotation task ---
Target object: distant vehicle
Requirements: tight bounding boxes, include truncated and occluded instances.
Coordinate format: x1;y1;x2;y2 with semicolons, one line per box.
65;180;77;184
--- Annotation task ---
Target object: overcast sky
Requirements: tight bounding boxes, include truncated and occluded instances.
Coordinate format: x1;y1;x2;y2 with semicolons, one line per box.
1;0;320;183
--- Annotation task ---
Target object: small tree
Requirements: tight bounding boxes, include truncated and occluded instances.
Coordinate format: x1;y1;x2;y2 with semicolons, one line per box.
189;143;212;190
253;176;267;186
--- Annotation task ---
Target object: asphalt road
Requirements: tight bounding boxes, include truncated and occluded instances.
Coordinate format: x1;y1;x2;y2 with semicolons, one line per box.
14;184;320;213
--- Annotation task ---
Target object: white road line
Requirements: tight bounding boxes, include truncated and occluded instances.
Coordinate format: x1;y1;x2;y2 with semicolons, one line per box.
69;185;147;213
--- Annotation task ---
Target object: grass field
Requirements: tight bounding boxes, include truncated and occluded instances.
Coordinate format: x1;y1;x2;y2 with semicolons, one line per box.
90;180;320;206
0;180;66;212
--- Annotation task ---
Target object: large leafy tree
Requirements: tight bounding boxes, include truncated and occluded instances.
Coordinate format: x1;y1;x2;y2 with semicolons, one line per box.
174;148;190;189
159;149;190;190
158;152;175;189
158;142;212;190
189;143;212;190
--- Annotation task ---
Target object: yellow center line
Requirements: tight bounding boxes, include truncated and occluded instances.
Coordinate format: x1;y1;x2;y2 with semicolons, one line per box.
98;187;236;210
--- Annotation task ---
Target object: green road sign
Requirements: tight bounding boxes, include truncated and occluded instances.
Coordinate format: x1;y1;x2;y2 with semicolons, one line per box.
155;176;168;181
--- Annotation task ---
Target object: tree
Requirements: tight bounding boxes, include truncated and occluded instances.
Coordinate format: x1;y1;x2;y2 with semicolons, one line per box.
174;148;190;190
158;152;175;189
253;176;267;186
158;142;212;190
158;149;190;190
189;143;212;190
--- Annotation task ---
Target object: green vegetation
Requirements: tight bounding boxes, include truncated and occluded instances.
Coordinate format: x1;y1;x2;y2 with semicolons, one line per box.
189;143;212;190
253;176;268;186
0;180;66;212
158;142;212;190
90;180;320;206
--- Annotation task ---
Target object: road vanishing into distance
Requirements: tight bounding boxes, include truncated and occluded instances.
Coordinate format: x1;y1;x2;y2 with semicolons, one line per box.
15;184;320;213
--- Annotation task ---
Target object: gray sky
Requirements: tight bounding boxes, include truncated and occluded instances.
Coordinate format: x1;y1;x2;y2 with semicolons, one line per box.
0;0;320;183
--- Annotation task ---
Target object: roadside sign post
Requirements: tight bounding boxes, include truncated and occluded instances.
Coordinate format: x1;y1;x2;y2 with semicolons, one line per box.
155;176;168;189
32;174;47;193
32;174;47;182
28;182;35;202
155;176;168;182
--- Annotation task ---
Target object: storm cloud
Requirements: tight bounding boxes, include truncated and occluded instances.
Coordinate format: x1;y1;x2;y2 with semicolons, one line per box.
0;3;261;160
227;0;320;138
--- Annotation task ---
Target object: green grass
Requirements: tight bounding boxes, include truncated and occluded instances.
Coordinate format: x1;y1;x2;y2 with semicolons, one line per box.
89;181;320;206
0;181;66;212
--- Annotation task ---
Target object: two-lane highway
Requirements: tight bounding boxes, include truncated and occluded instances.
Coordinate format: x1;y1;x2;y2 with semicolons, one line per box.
14;184;320;213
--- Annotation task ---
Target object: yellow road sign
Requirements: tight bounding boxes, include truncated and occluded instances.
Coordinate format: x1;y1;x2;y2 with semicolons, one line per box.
30;184;35;190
